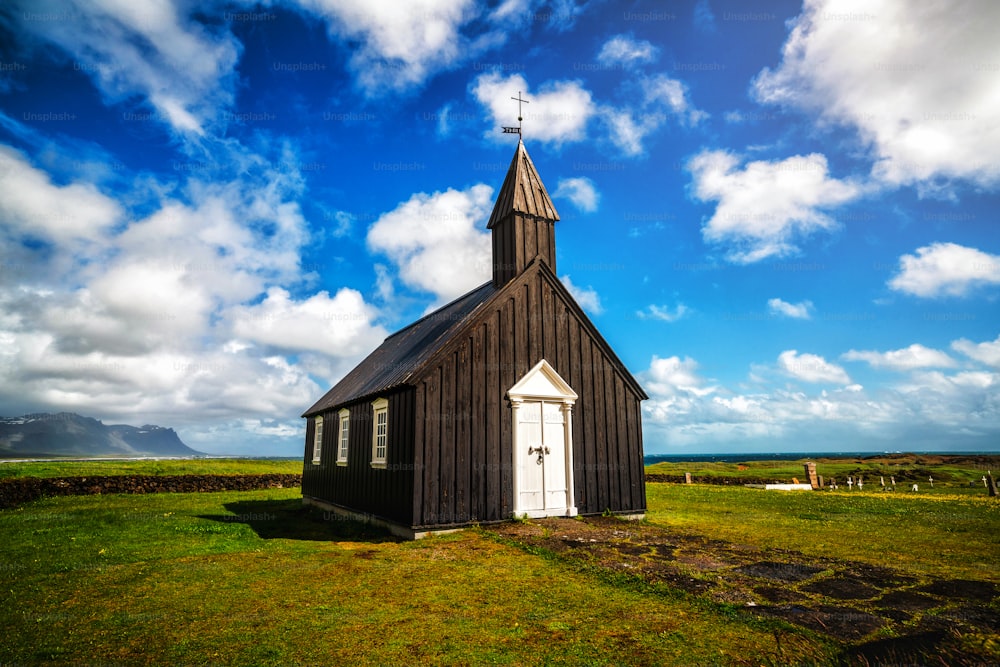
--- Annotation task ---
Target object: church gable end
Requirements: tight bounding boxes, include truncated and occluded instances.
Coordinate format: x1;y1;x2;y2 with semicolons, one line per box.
303;139;646;536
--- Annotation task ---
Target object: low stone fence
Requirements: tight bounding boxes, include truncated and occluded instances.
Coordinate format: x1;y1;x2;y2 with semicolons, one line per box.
0;474;302;509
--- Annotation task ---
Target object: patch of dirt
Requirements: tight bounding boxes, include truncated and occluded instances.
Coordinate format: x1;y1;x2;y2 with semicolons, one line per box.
876;589;941;611
800;577;881;600
753;586;809;603
756;604;884;641
939;605;1000;632
734;561;823;582
486;515;999;660
917;579;998;602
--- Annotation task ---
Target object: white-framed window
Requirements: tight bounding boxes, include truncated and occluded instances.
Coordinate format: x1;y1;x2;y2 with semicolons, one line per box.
370;397;388;468
336;408;350;466
312;415;323;464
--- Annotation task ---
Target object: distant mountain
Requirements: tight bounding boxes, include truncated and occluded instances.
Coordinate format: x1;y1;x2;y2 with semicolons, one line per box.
0;412;203;458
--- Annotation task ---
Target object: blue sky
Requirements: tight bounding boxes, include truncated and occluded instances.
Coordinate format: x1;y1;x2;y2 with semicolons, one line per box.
1;0;998;456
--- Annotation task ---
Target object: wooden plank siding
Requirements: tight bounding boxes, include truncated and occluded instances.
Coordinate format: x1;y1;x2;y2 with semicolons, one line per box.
408;261;645;527
301;389;415;526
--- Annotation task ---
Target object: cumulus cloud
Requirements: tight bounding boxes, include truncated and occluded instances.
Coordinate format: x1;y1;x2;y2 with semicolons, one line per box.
640;343;1000;452
366;185;494;302
641;75;705;125
472;70;701;155
888;242;1000;298
952;335;1000;368
294;0;488;95
602;75;705;156
228;287;387;356
767;298;813;319
636;304;688;322
0;139;388;454
842;344;956;371
752;0;1000;189
0;145;122;242
597;35;659;67
641;355;715;397
688;150;861;263
778;350;851;384
553;177;599;213
560;275;603;315
471;72;596;146
15;0;241;137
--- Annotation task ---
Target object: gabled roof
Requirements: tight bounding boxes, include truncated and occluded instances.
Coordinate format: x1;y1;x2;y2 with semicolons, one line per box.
417;258;649;402
302;281;497;416
487;140;559;228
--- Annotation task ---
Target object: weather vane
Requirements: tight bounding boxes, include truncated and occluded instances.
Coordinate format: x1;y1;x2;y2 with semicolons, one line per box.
502;91;529;138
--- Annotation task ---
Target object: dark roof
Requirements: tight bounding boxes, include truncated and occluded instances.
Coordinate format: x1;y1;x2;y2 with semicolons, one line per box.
303;281;497;416
487;140;559;228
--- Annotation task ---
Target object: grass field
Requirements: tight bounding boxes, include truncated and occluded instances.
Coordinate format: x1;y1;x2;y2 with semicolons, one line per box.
646;454;999;494
2;488;837;666
1;457;997;665
645;484;999;582
0;457;303;479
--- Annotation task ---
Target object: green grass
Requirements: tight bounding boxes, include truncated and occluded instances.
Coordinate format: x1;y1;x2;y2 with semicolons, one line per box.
2;456;997;665
645;454;1000;493
645;483;1000;582
1;489;834;666
0;457;303;479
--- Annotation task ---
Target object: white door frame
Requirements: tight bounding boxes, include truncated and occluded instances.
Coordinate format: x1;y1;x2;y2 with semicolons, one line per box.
509;359;578;518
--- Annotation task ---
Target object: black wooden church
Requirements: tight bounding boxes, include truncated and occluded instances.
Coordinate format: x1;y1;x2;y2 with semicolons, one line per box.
302;140;647;538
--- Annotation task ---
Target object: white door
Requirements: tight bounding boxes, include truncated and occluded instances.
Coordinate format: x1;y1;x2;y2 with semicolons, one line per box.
510;360;578;519
516;401;570;515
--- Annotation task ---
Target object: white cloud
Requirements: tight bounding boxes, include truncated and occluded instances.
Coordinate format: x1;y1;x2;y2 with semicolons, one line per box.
367;185;494;302
688;150;861;263
471;72;596;146
636;304;688;322
642;74;705;126
228;287;387;356
17;0;241;137
597;35;659;67
560;275;603;315
294;0;484;95
752;0;1000;189
471;71;701;155
639;348;1000;453
602;75;705;156
0;145;122;242
767;298;813;319
778;350;851;384
952;335;1000;368
641;355;715;398
0;139;389;455
602;109;663;157
842;344;956;371
553;177;599;213
888;242;1000;298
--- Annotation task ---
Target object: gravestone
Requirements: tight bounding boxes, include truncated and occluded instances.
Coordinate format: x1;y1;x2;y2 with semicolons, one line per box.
803;462;819;490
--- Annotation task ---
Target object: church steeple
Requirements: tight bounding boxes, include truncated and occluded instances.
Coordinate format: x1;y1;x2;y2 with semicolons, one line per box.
488;140;560;288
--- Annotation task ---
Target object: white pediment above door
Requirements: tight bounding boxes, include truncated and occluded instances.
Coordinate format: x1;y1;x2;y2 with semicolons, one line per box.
508;359;578;402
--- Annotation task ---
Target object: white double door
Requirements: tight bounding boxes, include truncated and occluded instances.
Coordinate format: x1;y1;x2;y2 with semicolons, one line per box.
515;400;573;517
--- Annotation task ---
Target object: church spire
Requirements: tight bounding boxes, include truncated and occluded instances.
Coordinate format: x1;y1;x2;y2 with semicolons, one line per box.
488;140;560;287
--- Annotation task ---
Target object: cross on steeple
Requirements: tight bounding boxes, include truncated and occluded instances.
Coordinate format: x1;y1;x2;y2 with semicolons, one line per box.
502;91;530;138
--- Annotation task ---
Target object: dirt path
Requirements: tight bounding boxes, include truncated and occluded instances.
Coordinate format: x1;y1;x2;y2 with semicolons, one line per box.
487;516;999;665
